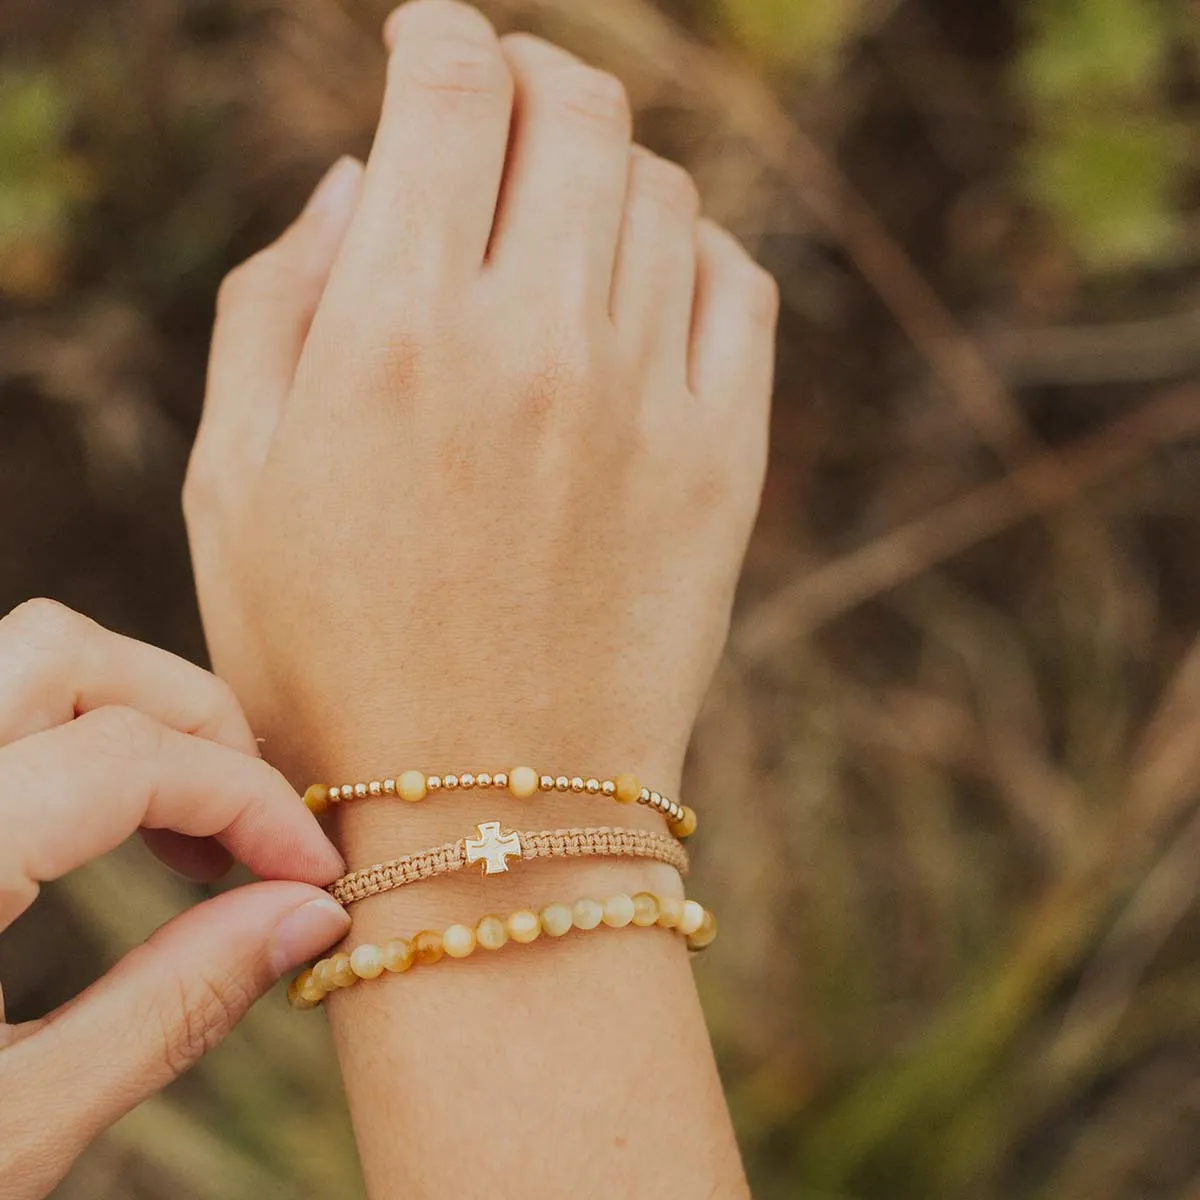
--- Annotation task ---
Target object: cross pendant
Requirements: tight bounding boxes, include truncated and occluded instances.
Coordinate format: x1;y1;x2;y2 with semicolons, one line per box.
464;821;523;875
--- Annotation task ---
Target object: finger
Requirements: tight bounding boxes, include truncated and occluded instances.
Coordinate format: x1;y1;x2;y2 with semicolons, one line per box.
196;156;363;475
0;706;344;927
612;148;701;381
342;1;511;293
0;599;257;753
690;220;779;410
488;34;633;313
139;829;236;884
0;881;349;1198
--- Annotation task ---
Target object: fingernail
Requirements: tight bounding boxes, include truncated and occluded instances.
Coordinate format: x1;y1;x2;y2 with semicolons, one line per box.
305;156;362;220
269;896;351;977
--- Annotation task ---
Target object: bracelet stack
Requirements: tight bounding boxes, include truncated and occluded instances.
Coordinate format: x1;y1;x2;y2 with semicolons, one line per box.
290;762;712;1009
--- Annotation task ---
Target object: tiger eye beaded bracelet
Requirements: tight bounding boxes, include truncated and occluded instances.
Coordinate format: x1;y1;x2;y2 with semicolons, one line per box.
303;766;698;840
288;891;717;1009
327;821;689;906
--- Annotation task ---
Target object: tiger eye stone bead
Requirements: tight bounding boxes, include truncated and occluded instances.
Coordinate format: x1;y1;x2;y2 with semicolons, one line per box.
669;805;698;839
288;969;321;1009
443;924;477;959
412;930;444;965
382;938;415;973
476;914;509;951
302;784;330;815
687;909;718;950
613;774;641;804
631;892;660;927
540;902;573;937
397;770;428;803
329;952;357;988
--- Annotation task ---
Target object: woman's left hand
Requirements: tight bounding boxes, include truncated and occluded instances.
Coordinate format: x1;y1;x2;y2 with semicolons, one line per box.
0;600;349;1200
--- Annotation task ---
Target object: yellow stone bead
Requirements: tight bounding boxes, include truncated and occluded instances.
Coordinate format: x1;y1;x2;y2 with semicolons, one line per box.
476;914;509;951
302;784;330;815
540;902;573;937
329;952;357;988
299;973;327;1005
678;899;705;936
507;766;539;799
631;892;660;927
313;958;340;991
350;944;386;980
412;930;444;965
507;909;541;944
382;938;415;973
614;773;641;804
603;894;635;928
656;897;684;929
571;898;604;931
687;909;718;950
397;770;428;803
288;969;320;1009
669;805;698;839
443;924;477;959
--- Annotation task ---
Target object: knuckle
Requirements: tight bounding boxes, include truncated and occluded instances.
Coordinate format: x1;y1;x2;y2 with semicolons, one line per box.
396;34;507;100
1;597;82;651
634;154;700;217
551;65;631;131
78;704;159;762
159;970;252;1076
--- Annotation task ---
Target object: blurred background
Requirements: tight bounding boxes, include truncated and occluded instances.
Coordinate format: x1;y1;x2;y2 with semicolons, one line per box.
3;0;1200;1196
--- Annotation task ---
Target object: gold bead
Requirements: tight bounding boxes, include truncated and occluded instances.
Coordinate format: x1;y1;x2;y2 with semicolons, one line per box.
493;772;509;789
382;938;414;973
383;777;397;794
443;774;460;790
601;780;616;797
539;775;554;791
507;909;541;944
614;774;641;805
508;766;539;799
585;778;601;794
427;775;442;791
368;780;382;796
603;894;635;928
656;897;684;929
443;924;477;959
397;770;428;803
476;914;509;951
329;952;356;988
570;776;585;792
571;898;604;931
554;776;570;792
678;900;705;936
631;892;660;927
412;930;444;965
350;944;386;980
303;784;330;815
460;773;476;789
354;783;368;800
687;909;718;950
328;786;342;803
477;772;492;788
289;969;321;1009
540;903;573;937
669;805;698;839
649;791;662;808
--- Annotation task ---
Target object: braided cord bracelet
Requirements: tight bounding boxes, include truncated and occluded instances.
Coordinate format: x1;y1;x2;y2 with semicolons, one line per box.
303;765;698;839
289;890;717;1009
328;822;689;905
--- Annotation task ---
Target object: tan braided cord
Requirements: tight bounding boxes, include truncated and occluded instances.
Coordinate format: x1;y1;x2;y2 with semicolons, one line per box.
328;826;689;905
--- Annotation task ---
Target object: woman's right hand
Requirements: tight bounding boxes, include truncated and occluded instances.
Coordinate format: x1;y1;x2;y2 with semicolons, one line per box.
0;600;349;1200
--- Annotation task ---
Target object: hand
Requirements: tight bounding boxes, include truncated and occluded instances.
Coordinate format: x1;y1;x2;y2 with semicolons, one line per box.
184;0;777;798
0;600;349;1200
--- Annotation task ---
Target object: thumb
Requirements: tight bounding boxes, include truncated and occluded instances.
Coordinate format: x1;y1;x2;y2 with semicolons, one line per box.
0;881;349;1199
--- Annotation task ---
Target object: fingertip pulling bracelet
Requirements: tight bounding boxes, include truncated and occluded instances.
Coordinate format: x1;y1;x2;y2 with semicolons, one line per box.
303;766;697;839
327;821;689;905
288;891;717;1009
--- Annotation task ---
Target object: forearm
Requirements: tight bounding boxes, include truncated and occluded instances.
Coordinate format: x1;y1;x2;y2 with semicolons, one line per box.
284;716;747;1198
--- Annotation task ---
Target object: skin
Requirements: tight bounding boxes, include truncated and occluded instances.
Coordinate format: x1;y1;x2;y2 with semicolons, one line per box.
0;601;350;1200
0;2;776;1197
185;2;776;1197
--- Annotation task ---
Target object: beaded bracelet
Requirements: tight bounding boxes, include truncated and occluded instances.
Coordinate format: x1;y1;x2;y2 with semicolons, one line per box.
288;891;717;1009
327;822;689;906
303;766;697;839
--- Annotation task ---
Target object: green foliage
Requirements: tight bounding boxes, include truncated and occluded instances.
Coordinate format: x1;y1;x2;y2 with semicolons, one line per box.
1015;0;1190;270
718;0;872;73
